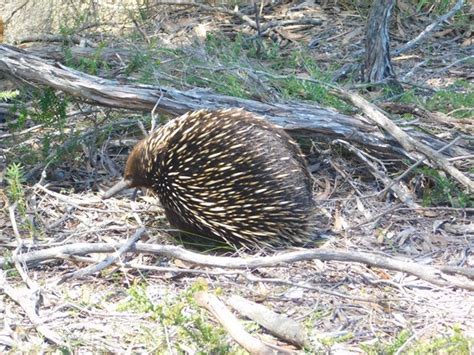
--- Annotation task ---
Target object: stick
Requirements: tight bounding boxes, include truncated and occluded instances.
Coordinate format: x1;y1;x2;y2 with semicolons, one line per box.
228;295;308;348
58;227;147;283
2;242;473;290
0;271;65;346
333;89;474;192
393;0;465;55
194;292;273;354
334;139;420;208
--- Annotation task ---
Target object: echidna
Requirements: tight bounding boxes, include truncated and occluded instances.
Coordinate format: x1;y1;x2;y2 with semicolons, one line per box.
104;109;315;249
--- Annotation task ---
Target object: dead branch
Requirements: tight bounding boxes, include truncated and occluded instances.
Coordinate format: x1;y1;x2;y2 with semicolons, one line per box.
26;45;134;63
0;44;469;160
58;227;147;283
194;292;275;354
333;89;474;192
163;2;259;30
228;295;308;348
15;34;91;46
53;253;383;304
334;139;420;208
440;265;474;279
2;242;473;290
393;0;465;56
0;271;65;347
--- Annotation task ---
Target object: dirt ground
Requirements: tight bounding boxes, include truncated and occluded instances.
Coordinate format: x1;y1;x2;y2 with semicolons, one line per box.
0;1;473;353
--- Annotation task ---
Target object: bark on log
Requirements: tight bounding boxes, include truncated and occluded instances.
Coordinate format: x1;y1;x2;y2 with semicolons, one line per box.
0;44;469;159
26;45;133;64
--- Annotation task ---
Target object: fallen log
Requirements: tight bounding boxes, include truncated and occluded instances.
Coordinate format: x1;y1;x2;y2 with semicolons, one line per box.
26;45;133;64
0;44;469;159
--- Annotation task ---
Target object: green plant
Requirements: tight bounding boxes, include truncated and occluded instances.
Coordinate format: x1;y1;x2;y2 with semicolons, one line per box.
320;332;355;347
5;162;26;213
9;88;73;166
1;250;14;273
0;90;19;101
361;329;412;355
415;0;457;15
59;13;89;37
425;81;474;118
125;51;158;84
118;280;232;353
31;88;68;128
418;167;472;208
410;326;472;354
64;43;111;75
117;282;155;314
394;80;473;119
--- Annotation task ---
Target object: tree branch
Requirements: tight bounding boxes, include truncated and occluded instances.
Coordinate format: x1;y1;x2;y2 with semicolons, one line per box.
2;242;473;290
393;0;465;56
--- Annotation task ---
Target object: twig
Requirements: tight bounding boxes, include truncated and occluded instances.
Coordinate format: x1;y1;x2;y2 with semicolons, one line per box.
254;2;263;56
393;0;465;55
59;227;147;283
334;139;420;208
430;54;474;76
194;292;274;354
260;18;322;34
394;325;433;355
377;136;463;198
34;184;116;212
333;89;474;192
8;205;50;349
163;2;258;30
402;59;429;80
0;271;65;346
150;88;164;132
131;19;150;45
8;203;36;289
2;242;474;290
52;255;387;304
228;295;308;348
440;265;474;279
0;124;43;139
7;202;22;242
15;34;95;47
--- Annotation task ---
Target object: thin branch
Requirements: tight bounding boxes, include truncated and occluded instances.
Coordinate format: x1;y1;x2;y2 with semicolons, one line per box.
334;139;420;208
430;54;474;76
59;227;147;283
3;242;474;290
376;136;463;199
393;0;465;55
332;88;474;192
0;271;65;346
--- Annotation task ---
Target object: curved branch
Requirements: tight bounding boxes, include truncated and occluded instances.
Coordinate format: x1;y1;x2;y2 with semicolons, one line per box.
2;242;473;290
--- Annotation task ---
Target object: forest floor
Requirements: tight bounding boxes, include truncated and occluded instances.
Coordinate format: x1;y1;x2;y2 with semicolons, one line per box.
0;1;473;353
